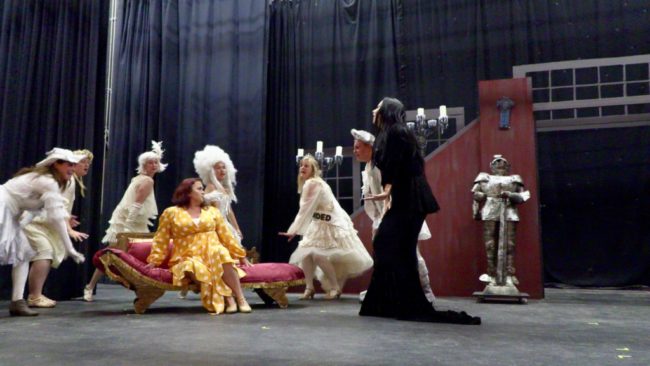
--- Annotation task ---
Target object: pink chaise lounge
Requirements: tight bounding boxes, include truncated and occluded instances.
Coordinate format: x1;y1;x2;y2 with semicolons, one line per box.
93;233;305;314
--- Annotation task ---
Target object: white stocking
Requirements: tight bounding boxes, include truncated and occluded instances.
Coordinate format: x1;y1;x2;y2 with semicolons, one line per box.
301;255;316;290
313;254;339;291
416;246;436;303
11;261;29;301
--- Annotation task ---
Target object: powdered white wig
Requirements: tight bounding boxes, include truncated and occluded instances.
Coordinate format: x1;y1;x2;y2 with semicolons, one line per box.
193;145;237;202
136;140;168;174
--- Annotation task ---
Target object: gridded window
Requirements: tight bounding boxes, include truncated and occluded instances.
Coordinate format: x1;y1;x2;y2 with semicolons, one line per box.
324;156;354;214
515;56;650;124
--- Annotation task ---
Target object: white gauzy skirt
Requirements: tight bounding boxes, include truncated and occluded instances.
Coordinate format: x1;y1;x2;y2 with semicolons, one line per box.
0;186;35;266
289;220;373;291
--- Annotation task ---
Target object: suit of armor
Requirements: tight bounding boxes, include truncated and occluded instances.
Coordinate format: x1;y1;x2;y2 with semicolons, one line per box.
472;155;529;287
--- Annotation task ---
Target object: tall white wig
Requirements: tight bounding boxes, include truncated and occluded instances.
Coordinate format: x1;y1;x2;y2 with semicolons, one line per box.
137;140;168;174
193;145;237;202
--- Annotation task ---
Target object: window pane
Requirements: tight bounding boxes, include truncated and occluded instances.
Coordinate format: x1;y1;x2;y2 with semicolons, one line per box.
575;67;598;85
625;63;649;81
600;84;623;98
626;82;649;96
576;86;598;99
600;65;623;83
551;87;574;101
551;69;573;87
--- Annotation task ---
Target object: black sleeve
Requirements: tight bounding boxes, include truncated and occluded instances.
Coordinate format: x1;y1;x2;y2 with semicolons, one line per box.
375;125;411;186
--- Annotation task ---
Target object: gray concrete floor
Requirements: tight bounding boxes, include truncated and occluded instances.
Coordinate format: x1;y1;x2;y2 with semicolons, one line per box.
1;285;649;366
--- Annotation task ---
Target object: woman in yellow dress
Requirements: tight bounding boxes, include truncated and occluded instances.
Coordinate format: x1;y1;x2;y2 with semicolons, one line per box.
146;178;251;314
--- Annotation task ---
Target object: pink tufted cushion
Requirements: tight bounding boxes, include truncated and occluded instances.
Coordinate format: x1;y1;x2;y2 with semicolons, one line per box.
240;263;305;283
93;247;173;284
126;240;173;269
93;240;304;287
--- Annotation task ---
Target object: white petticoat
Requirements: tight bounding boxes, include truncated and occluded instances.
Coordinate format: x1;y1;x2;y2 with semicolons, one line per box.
289;220;373;291
0;186;35;265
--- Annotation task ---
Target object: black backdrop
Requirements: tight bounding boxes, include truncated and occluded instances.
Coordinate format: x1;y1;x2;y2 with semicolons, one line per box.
0;0;109;299
1;0;649;299
261;0;650;289
539;126;650;286
103;0;268;253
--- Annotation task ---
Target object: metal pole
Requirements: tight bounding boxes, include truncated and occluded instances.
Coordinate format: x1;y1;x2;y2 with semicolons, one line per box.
100;0;120;213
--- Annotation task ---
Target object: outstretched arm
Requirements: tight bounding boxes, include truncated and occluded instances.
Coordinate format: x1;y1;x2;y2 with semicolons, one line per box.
282;179;322;238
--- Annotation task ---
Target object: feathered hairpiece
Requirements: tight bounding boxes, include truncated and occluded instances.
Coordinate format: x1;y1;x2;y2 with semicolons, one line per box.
137;140;168;174
193;145;237;202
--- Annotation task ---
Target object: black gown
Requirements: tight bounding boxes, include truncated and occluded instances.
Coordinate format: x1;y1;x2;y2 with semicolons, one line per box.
359;123;480;324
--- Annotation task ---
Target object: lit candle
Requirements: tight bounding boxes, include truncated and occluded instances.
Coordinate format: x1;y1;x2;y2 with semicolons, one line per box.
297;148;304;157
439;105;448;119
316;141;323;153
417;108;425;118
335;146;342;157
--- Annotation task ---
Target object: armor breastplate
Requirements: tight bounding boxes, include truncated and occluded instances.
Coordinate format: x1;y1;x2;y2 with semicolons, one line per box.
475;174;523;222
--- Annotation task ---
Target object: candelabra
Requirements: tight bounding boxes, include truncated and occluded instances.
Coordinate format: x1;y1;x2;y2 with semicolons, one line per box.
295;141;343;175
406;106;449;157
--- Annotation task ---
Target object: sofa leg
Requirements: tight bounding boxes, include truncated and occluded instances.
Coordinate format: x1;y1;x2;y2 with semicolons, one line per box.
133;286;165;314
262;287;289;309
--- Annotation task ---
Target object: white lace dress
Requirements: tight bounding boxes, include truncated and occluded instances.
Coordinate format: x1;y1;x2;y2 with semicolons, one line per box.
0;173;70;265
287;177;373;291
102;175;158;244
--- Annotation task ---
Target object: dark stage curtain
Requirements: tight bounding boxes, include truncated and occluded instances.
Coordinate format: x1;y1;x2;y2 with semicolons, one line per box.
539;126;650;286
262;0;650;287
262;0;404;262
0;0;109;299
401;0;650;122
103;0;268;254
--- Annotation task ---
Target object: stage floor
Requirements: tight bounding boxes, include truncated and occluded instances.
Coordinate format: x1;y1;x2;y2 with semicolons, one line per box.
1;285;649;366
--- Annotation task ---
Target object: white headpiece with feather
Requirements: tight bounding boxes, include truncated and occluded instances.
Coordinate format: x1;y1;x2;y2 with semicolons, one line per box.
193;145;237;202
137;140;168;174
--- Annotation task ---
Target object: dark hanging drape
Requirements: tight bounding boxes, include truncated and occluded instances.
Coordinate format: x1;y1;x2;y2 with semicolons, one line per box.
103;0;268;255
262;0;404;262
539;126;650;286
0;0;109;299
400;0;650;121
262;0;650;287
1;0;648;298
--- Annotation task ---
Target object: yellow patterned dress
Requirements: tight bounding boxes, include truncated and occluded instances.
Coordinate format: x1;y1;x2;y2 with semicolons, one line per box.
147;206;246;313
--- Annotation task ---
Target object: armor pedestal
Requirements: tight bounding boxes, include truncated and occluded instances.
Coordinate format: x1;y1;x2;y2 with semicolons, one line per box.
473;284;529;304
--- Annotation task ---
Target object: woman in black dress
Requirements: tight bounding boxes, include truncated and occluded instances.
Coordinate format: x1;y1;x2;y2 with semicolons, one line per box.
359;97;480;324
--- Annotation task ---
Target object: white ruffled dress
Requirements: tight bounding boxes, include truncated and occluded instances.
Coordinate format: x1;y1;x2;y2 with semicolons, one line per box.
102;175;158;244
0;173;70;266
287;177;373;291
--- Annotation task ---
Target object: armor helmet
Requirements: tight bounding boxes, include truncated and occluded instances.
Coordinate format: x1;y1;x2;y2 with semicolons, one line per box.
489;155;510;175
